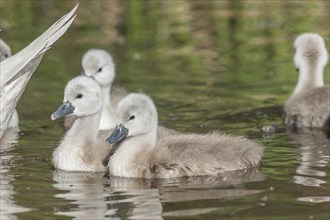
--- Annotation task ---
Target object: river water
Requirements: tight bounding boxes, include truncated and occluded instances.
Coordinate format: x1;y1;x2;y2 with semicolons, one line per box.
0;1;329;219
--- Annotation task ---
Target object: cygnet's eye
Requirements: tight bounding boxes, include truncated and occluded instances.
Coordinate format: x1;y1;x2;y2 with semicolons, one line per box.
296;68;299;73
4;54;8;58
128;115;135;121
97;67;103;73
76;93;83;99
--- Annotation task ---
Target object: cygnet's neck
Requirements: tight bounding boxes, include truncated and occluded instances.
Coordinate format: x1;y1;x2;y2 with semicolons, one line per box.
102;85;112;108
65;111;101;145
99;85;118;130
108;130;157;178
292;63;324;96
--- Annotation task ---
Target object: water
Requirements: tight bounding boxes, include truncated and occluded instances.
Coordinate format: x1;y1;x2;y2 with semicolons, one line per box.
0;1;329;219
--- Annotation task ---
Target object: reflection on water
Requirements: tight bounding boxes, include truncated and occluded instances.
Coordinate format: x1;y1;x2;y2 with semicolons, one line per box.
106;177;163;220
53;169;264;219
297;196;330;204
0;128;30;219
288;128;330;203
53;171;109;219
160;169;264;218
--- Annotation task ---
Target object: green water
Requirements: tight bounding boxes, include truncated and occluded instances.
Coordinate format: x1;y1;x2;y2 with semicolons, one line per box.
0;1;329;219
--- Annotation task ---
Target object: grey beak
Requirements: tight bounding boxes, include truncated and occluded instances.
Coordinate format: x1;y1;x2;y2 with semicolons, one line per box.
106;124;129;145
80;69;85;75
51;101;75;120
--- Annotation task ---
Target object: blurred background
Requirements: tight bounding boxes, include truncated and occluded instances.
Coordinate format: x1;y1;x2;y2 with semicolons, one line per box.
1;0;328;133
0;1;329;219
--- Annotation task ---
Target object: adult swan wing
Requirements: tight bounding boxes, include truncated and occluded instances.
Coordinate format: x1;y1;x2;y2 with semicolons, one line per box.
0;4;78;138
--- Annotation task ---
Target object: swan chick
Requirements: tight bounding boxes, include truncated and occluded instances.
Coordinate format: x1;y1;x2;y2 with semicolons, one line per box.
106;93;263;178
0;39;12;61
82;49;120;130
284;33;329;128
65;49;128;130
51;76;111;172
82;49;129;107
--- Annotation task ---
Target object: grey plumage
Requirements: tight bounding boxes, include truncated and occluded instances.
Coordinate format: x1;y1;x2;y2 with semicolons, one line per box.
284;33;329;129
285;86;330;128
107;93;263;178
149;131;263;178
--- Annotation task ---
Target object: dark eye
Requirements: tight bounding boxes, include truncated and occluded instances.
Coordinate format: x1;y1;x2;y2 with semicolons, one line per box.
4;54;8;58
128;115;135;120
296;68;299;73
97;67;102;72
76;93;83;99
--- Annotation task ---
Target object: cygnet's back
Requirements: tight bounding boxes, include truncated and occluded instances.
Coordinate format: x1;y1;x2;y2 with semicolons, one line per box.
152;131;263;178
284;33;329;128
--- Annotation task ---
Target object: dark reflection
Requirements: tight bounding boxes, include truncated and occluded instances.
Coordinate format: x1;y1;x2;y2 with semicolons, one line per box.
287;128;330;203
0;128;30;219
106;177;163;220
228;0;242;63
160;169;264;217
213;105;284;137
53;168;264;219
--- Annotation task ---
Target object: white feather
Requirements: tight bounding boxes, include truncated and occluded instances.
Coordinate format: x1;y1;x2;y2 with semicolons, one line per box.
0;4;78;138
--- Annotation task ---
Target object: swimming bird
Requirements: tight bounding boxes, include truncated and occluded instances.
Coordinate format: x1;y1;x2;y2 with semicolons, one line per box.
284;33;329;129
106;93;263;178
0;4;77;139
64;49;128;130
51;76;111;172
0;39;19;129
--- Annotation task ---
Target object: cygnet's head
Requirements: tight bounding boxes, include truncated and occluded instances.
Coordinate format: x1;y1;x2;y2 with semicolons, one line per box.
51;76;103;120
294;33;328;72
81;49;115;88
0;39;12;61
106;93;158;144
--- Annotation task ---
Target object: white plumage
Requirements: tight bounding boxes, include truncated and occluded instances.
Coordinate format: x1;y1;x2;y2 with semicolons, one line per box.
0;4;78;138
284;33;329;128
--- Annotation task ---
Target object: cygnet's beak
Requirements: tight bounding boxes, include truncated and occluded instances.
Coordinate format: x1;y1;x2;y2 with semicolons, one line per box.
80;69;85;75
106;124;129;145
51;101;75;120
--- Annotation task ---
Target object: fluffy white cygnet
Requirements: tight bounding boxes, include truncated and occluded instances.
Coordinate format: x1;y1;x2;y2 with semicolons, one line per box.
284;33;329;128
64;49;128;130
51;76;112;172
106;93;263;178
